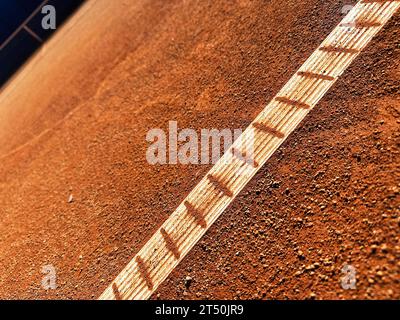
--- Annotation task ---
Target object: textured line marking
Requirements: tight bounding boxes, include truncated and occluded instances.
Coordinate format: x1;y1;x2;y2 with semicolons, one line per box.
207;174;233;197
252;122;285;138
361;0;396;3
297;71;335;81
160;228;181;259
341;20;382;28
184;201;207;228
319;45;360;54
135;256;153;290
275;97;311;109
232;148;259;168
99;1;400;300
112;283;122;300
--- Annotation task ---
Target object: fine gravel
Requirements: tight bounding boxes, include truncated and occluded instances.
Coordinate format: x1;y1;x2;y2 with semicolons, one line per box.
0;0;398;300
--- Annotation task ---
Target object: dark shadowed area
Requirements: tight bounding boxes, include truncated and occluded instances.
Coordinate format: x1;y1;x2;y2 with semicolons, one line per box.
0;0;85;88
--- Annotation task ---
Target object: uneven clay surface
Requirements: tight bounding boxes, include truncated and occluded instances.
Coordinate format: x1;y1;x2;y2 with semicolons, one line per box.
0;0;398;299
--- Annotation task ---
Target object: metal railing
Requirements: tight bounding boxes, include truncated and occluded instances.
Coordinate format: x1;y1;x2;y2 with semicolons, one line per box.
0;0;49;51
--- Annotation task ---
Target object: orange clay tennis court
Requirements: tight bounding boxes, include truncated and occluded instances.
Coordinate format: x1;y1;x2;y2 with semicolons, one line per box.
0;0;398;299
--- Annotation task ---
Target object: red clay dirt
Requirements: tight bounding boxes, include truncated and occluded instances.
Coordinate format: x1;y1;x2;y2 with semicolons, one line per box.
0;0;398;299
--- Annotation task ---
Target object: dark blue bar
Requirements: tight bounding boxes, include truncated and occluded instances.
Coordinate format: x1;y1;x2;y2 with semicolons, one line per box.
0;0;44;43
0;0;85;88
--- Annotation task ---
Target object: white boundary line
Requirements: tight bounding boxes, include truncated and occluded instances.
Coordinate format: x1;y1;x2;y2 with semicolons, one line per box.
100;0;400;300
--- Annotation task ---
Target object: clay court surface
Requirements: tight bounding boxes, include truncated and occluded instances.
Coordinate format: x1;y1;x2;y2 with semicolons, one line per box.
0;0;398;299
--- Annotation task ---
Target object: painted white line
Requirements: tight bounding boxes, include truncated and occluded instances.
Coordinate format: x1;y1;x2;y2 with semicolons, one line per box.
99;0;400;300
